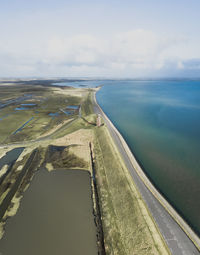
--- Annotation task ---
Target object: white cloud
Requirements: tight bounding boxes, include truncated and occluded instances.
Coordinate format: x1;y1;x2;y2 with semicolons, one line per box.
45;35;105;65
0;29;198;77
43;30;184;69
113;30;158;61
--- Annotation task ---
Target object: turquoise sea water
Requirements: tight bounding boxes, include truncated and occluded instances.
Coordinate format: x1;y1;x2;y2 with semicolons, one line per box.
96;80;200;235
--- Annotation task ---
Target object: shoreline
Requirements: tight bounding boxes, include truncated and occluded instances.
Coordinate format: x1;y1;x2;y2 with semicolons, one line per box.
93;91;200;252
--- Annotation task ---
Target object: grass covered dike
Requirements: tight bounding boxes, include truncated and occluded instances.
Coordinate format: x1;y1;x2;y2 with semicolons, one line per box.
93;125;170;255
80;90;170;254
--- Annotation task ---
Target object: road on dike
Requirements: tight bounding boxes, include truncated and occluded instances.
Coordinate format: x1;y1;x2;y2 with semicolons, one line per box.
93;93;200;255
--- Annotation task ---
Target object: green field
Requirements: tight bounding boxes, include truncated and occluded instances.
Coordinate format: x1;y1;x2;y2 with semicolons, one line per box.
0;84;81;143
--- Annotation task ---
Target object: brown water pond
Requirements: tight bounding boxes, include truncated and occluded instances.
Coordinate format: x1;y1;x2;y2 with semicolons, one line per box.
0;169;98;255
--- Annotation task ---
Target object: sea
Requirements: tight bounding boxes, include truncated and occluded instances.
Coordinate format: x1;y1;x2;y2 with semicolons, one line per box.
53;79;200;235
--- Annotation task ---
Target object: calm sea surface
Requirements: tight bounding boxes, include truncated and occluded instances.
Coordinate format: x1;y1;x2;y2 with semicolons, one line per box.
53;79;200;235
96;80;200;235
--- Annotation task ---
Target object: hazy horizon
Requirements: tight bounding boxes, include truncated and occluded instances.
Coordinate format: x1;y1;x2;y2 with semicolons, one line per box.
1;0;200;78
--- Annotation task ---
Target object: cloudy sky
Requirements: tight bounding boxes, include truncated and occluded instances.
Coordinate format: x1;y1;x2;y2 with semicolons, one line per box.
0;0;200;78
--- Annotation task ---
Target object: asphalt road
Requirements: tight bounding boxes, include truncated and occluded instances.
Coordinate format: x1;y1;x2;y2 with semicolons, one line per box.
93;95;200;255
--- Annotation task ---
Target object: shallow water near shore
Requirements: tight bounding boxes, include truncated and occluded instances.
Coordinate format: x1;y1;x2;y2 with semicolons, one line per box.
96;80;200;235
0;169;98;255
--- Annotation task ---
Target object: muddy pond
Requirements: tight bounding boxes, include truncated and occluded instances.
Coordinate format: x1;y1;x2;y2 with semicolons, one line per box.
0;169;98;255
0;147;24;184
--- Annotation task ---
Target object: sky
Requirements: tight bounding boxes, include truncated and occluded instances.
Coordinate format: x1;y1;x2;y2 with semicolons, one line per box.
0;0;200;78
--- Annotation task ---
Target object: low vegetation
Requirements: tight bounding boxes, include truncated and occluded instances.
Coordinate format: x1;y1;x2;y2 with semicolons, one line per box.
93;124;169;255
0;84;82;143
0;81;170;255
44;145;87;169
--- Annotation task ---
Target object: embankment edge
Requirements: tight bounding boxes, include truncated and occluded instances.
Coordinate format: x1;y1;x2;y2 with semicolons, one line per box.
93;91;200;251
